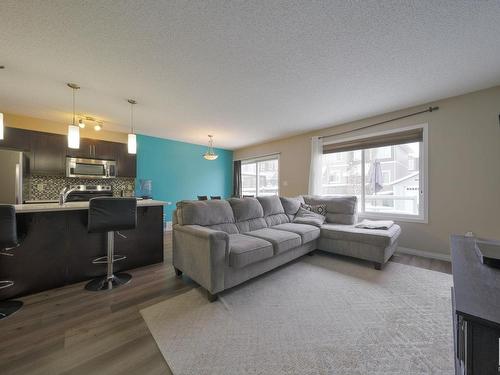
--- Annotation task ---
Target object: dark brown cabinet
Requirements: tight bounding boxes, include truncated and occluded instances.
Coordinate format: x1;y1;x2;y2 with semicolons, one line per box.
0;127;137;178
0;127;32;151
116;143;137;177
30;132;67;175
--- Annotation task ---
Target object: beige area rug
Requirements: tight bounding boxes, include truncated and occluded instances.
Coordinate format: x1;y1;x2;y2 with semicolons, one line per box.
141;254;454;375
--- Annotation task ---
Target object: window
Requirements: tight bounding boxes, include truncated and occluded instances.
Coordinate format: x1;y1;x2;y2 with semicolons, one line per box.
241;155;279;197
321;125;427;222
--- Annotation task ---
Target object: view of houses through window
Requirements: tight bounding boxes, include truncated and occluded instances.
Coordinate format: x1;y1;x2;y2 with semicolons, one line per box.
321;142;421;216
241;156;279;197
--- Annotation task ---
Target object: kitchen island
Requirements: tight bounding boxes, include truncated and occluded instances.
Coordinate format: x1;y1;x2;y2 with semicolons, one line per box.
0;200;166;299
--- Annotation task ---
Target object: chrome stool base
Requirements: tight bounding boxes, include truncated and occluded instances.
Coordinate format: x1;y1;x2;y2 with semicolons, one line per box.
0;300;23;320
85;272;132;291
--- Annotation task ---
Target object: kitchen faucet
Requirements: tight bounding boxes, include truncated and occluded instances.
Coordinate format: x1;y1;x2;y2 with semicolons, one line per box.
58;186;78;206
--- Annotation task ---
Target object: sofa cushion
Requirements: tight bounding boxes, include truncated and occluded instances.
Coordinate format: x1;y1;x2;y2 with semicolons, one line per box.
272;223;320;244
265;213;290;227
245;228;301;255
279;196;303;216
302;195;357;225
235;217;268;233
228;198;264;221
257;195;285;216
292;207;326;227
320;223;401;248
176;200;236;227
228;234;274;268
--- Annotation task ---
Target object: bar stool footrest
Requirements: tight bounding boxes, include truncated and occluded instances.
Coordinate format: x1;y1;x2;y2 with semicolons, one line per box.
0;280;14;290
0;300;23;320
92;255;127;264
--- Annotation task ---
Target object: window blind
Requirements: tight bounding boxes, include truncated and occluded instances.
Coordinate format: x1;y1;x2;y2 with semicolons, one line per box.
323;128;423;154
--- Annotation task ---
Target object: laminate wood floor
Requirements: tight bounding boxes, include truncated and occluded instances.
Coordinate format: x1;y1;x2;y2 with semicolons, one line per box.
0;233;451;375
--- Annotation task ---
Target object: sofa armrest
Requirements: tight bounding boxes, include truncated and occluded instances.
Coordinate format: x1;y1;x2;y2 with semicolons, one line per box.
172;224;229;294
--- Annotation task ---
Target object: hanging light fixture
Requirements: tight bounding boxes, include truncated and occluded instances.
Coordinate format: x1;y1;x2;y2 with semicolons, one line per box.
127;99;137;154
94;121;102;131
203;135;218;160
67;83;80;149
0;112;4;140
78;118;86;128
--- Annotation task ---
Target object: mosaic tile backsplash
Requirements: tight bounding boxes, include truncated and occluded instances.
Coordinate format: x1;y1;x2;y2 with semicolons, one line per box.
27;176;135;201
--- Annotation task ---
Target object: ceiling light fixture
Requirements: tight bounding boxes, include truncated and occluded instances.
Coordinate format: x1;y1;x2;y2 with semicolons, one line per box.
94;122;102;131
127;99;137;154
78;118;86;128
203;135;218;160
67;83;80;149
0;112;4;140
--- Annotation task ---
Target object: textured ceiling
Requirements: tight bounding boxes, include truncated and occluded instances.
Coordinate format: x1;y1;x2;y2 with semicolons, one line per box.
1;1;500;149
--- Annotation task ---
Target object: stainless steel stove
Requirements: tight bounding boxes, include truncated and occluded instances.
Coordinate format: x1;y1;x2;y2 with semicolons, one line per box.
66;185;113;202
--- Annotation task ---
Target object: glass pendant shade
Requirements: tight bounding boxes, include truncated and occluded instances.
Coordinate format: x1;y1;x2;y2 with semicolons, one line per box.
128;133;137;154
68;124;80;149
203;135;218;160
0;112;4;140
203;152;218;160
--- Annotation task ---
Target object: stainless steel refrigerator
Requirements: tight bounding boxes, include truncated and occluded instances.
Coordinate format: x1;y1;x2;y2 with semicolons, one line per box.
0;149;28;204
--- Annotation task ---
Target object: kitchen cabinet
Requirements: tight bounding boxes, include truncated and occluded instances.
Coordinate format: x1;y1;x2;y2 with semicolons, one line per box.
1;127;136;177
115;143;136;177
30;131;66;175
0;127;32;151
68;138;117;160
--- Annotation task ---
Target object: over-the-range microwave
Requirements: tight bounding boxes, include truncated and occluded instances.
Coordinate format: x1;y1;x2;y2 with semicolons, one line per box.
66;157;116;179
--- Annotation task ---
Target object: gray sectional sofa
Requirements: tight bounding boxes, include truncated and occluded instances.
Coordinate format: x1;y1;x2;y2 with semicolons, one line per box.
172;195;401;301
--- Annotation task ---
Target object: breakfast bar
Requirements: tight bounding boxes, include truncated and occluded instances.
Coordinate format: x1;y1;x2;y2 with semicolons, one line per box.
0;200;165;299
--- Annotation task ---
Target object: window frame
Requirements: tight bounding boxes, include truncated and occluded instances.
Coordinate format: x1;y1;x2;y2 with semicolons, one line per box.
240;153;280;197
322;123;428;223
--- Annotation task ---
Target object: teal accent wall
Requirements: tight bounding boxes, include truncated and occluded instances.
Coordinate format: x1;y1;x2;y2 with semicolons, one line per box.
136;134;233;221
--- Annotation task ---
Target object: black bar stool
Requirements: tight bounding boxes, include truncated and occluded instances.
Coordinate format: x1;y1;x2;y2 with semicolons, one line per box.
85;197;137;291
0;205;23;319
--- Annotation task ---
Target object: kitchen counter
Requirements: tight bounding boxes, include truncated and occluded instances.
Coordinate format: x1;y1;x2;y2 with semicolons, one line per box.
15;199;169;213
1;200;165;300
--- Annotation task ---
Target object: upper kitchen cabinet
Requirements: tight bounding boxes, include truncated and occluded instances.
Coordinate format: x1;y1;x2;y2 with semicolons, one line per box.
2;128;136;178
30;131;67;175
0;127;32;151
115;143;136;177
67;138;117;160
65;137;135;177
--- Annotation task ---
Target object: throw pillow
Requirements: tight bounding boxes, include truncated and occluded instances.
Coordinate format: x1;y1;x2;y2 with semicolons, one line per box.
292;207;326;227
301;203;327;216
280;196;302;215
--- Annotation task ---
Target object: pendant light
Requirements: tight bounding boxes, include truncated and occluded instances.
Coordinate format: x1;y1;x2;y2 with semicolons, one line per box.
0;112;4;140
67;83;80;149
203;135;218;160
127;99;137;154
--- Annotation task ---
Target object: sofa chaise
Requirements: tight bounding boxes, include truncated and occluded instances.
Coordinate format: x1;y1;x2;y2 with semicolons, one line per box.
172;195;401;301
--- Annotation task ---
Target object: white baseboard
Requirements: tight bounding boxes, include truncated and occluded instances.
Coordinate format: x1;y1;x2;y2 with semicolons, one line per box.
396;246;451;262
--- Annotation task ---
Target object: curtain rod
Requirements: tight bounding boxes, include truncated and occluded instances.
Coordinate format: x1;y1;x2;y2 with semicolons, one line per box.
319;106;439;140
